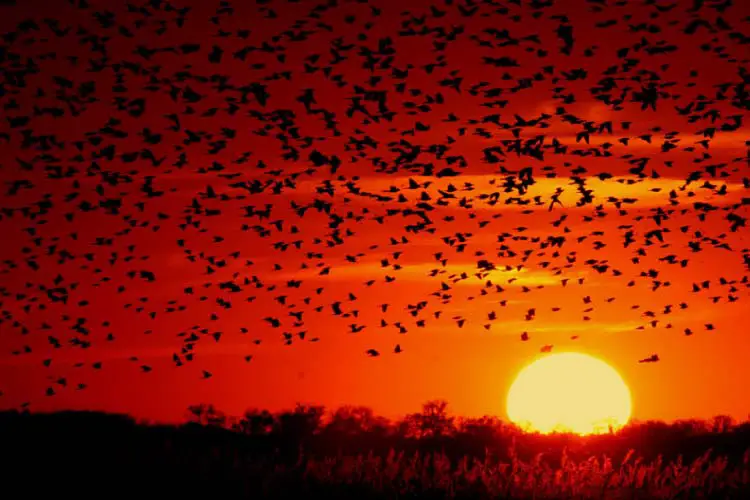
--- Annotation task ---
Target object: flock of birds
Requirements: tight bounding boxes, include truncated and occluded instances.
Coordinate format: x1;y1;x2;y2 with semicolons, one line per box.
0;0;748;404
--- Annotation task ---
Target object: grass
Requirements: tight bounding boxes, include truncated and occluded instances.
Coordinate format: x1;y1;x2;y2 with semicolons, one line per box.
291;448;750;499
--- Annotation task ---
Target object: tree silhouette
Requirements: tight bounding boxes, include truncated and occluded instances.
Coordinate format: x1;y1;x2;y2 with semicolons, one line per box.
233;408;274;436
325;405;389;436
275;403;325;442
712;415;735;434
186;403;227;427
404;400;455;439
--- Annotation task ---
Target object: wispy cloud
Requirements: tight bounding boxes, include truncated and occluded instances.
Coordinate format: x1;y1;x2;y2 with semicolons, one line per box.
270;260;572;287
292;175;746;210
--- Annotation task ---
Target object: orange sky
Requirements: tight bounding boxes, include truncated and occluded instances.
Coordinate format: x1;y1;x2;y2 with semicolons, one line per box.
0;0;748;424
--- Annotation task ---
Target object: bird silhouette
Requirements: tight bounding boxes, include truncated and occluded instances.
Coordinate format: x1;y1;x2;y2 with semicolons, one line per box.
0;0;744;407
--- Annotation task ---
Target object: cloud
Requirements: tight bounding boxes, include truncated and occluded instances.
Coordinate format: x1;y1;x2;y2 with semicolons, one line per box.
291;174;746;211
270;260;568;287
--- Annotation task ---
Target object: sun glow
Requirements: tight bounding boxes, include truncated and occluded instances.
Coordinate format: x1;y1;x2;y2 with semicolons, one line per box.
506;352;632;435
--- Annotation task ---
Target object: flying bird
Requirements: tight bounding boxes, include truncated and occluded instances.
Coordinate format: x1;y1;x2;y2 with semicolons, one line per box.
0;0;743;409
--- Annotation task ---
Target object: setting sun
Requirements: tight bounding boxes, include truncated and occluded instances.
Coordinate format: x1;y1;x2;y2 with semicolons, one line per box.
507;353;632;435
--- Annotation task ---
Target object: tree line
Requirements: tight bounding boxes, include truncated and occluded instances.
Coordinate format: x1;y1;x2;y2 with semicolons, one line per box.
183;400;749;463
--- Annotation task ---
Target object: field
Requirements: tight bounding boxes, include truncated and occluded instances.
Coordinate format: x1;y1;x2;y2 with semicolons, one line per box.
2;403;749;499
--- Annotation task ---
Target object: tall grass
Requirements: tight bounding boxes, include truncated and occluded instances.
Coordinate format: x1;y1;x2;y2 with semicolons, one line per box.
253;447;750;499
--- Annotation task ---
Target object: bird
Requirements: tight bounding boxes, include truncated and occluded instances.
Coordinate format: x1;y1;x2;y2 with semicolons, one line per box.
0;0;743;409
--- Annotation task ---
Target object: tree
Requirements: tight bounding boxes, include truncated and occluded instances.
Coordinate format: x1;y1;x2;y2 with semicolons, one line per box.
326;405;389;436
672;419;708;436
457;416;503;439
234;409;274;436
711;415;734;434
274;403;325;441
404;400;455;439
186;403;227;427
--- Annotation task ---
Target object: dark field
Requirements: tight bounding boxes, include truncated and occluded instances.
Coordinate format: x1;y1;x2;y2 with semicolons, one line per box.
3;403;749;499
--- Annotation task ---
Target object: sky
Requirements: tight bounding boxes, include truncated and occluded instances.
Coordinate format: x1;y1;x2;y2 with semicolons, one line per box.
0;0;748;424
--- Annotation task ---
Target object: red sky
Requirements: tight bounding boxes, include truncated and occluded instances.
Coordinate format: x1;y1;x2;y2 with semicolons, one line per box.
0;0;748;423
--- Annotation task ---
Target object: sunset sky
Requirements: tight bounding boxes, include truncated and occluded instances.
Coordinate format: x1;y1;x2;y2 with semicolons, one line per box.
0;0;748;424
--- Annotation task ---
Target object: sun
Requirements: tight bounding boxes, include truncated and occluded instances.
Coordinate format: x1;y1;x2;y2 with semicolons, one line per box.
506;352;632;435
